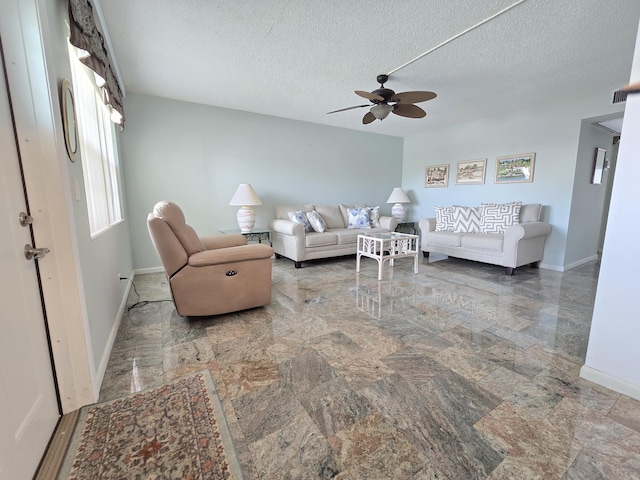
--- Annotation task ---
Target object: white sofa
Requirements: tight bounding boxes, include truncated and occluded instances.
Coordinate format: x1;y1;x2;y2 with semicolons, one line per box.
270;204;398;268
419;203;551;275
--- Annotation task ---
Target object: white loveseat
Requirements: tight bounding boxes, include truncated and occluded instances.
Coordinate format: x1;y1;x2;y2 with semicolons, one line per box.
270;204;398;268
419;203;551;275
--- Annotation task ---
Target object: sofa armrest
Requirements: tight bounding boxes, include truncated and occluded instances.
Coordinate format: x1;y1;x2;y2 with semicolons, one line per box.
189;244;273;266
379;216;398;231
504;221;552;244
201;234;247;250
269;218;305;236
419;218;436;233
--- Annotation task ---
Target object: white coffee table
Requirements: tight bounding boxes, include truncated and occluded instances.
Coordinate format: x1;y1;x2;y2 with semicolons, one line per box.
356;232;419;280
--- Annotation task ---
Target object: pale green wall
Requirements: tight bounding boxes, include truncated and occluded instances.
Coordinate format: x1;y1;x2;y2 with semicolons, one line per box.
121;93;404;270
402;91;624;270
48;0;134;374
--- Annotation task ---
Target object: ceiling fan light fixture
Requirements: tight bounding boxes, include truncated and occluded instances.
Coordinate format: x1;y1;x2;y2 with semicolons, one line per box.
370;103;393;120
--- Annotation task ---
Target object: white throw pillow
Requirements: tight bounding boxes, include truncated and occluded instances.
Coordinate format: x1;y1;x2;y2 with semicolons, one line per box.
347;207;371;229
452;206;482;233
367;206;381;228
306;210;327;233
288;210;313;232
480;203;522;233
434;206;455;232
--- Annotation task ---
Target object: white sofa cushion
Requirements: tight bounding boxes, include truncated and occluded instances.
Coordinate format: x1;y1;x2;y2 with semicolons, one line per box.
277;204;314;220
334;229;361;245
306;232;338;247
461;233;504;251
427;231;462;247
481;203;522;233
316;205;344;229
520;203;542;222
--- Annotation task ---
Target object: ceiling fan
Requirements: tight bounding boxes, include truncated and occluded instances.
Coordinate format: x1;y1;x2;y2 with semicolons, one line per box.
327;74;437;124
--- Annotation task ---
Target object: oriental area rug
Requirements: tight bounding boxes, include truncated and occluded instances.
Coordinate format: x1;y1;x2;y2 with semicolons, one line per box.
58;371;243;479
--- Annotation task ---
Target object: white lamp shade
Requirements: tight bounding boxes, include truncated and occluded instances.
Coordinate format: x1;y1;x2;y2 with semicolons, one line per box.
387;187;410;221
229;183;263;206
386;187;410;204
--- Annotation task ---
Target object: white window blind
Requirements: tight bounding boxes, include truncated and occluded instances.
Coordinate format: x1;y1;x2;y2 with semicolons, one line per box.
69;45;122;237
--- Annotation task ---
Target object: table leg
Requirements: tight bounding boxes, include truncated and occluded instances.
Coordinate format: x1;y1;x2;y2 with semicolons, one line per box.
378;258;383;281
356;253;361;273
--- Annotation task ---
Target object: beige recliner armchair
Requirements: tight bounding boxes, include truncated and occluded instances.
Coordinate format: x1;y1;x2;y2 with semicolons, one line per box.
147;201;274;316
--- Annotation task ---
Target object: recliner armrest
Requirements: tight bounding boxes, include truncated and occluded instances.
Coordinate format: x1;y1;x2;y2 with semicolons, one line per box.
201;234;247;250
189;244;273;266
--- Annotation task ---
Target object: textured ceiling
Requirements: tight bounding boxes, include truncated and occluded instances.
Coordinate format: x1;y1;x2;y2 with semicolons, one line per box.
98;0;640;137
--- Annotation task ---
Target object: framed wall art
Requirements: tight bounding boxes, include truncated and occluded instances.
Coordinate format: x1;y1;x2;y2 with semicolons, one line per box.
424;164;449;188
495;153;535;184
455;159;486;185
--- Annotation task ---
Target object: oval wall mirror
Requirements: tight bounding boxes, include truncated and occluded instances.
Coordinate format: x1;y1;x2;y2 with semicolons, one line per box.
61;78;78;162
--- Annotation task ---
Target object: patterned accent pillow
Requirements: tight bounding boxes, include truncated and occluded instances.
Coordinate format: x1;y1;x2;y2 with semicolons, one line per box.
480;203;522;233
452;206;482;233
434;206;455;232
348;207;371;229
367;206;381;228
306;210;327;233
288;210;313;232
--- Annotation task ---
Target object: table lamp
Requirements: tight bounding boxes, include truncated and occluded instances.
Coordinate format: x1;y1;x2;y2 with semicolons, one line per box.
229;183;262;232
387;187;411;221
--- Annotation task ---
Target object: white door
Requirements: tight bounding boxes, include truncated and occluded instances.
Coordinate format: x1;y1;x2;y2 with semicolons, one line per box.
0;45;60;479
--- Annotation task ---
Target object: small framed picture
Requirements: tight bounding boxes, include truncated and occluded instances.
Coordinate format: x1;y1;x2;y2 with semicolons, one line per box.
495;153;536;184
456;159;486;185
424;164;449;188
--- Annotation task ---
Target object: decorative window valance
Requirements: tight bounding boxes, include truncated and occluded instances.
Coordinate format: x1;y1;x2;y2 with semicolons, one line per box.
68;0;125;127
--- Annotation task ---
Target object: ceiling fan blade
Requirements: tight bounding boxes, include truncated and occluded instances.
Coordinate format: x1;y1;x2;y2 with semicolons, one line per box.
362;111;376;124
390;91;437;104
355;90;384;102
393;104;426;118
327;104;370;114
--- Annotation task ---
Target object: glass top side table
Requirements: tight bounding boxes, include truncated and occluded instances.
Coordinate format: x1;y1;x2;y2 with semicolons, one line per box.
219;228;272;245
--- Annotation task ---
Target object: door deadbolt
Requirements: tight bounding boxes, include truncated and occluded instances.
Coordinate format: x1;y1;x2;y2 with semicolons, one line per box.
24;244;50;260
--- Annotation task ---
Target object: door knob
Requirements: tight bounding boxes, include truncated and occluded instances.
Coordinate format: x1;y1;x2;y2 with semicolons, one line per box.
24;244;50;260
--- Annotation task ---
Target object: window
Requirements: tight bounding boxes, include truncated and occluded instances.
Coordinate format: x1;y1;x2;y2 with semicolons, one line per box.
68;45;122;237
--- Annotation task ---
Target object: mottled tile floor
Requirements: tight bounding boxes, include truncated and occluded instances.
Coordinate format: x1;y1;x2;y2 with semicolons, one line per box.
99;254;640;479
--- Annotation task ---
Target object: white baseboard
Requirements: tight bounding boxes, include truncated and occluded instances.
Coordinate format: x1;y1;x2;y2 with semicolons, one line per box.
580;365;640;401
563;255;599;272
538;262;563;272
134;266;165;275
539;255;598;273
94;269;135;395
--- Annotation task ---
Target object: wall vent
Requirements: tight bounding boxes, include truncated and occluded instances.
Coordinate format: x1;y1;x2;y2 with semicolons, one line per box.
611;89;627;104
